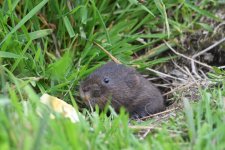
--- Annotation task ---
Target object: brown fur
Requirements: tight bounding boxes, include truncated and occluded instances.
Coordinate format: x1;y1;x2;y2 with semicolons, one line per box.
79;62;165;118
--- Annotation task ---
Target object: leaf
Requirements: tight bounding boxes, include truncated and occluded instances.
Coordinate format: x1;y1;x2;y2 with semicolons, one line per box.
39;93;79;123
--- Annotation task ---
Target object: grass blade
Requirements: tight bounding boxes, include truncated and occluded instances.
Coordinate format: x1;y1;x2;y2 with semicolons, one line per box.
91;1;111;45
0;51;27;59
183;98;196;142
140;5;155;17
63;16;75;38
11;40;32;72
185;2;221;21
153;0;170;37
18;29;53;41
0;0;49;46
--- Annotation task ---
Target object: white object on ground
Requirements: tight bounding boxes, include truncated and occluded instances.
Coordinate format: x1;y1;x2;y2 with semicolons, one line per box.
40;93;79;123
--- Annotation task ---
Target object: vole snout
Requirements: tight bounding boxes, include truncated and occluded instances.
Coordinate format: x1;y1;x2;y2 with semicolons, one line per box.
79;86;90;103
79;83;102;105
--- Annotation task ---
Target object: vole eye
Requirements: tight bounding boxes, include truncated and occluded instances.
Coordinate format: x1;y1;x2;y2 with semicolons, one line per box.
103;78;109;84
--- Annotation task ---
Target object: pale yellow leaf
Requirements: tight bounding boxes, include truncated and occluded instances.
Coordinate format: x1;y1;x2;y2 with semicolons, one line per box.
39;94;79;123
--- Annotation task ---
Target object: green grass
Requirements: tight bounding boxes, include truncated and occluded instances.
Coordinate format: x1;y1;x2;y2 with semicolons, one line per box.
0;0;225;149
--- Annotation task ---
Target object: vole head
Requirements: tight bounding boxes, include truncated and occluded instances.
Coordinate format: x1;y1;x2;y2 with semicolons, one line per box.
79;62;140;110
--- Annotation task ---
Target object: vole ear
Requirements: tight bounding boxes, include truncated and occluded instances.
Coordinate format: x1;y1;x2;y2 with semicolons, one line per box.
125;74;140;88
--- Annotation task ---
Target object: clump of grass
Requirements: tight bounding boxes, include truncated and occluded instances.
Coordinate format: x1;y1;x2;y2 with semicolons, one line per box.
0;0;225;149
1;80;225;149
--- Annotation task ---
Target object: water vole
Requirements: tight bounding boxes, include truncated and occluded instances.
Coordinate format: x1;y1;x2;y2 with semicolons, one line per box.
79;62;165;118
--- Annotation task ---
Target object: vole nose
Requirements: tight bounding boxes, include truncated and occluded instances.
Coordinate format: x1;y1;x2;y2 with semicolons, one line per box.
80;86;91;102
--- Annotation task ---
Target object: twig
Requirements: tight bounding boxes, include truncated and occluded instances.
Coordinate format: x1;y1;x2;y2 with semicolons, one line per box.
140;128;151;140
213;21;225;35
163;81;196;96
191;37;225;77
130;111;175;139
140;107;179;120
147;68;186;82
184;66;200;87
163;40;213;70
147;77;161;81
93;41;121;64
218;66;225;69
199;69;208;79
52;34;61;58
128;125;155;130
191;59;201;79
192;37;225;58
172;59;189;76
